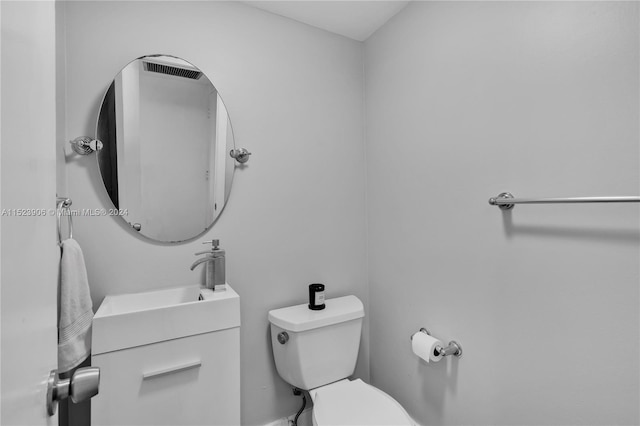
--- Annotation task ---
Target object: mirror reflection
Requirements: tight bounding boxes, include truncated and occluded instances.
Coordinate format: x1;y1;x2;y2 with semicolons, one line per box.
97;55;235;242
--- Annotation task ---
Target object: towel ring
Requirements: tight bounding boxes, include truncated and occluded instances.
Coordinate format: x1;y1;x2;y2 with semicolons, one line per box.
57;198;73;244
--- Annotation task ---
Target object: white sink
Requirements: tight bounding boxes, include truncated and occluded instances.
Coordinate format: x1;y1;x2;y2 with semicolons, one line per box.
92;285;240;355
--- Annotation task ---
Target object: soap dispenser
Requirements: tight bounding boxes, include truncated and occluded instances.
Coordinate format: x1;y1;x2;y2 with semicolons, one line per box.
190;240;226;291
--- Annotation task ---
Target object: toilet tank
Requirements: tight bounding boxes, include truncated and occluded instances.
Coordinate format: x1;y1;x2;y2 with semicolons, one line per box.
268;295;364;390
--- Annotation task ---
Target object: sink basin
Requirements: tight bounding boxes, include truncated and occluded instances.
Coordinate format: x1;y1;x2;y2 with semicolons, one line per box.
92;285;240;355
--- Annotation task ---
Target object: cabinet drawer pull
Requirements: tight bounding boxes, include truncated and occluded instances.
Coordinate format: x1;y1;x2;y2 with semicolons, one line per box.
142;360;202;380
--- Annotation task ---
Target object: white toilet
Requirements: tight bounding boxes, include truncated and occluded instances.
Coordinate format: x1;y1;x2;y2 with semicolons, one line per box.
268;295;414;426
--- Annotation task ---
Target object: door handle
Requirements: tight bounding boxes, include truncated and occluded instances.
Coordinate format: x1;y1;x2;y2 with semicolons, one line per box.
46;367;100;416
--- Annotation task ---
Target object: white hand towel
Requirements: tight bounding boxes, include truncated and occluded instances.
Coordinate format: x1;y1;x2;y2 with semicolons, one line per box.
58;238;93;373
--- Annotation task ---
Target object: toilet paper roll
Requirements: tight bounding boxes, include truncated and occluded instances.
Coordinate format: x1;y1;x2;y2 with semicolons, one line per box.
411;331;443;363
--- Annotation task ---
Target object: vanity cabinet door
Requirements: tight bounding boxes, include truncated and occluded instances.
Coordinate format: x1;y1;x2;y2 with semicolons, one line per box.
91;328;240;425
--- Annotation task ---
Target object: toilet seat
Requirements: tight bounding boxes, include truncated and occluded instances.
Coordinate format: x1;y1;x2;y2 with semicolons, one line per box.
310;379;414;426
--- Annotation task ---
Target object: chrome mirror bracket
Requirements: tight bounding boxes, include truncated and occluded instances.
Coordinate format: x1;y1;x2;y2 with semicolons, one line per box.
230;148;251;164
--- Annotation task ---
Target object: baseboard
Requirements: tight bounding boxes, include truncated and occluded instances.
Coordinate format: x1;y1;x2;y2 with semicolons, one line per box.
263;408;313;426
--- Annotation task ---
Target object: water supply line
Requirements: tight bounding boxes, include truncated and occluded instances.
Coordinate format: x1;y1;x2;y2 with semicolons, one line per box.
291;387;306;426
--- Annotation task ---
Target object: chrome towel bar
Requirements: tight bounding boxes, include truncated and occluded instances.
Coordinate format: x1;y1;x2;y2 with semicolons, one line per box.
489;192;640;210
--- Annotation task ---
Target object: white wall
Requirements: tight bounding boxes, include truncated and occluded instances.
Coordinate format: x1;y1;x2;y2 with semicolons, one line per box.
365;2;639;425
60;1;367;424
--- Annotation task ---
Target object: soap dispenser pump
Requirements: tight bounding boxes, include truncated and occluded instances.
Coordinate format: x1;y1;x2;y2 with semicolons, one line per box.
190;240;226;291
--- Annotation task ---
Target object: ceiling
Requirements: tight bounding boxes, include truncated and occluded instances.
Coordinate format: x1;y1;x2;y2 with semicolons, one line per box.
241;1;410;41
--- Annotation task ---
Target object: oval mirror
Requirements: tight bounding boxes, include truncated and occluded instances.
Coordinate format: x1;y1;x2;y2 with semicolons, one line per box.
96;55;235;242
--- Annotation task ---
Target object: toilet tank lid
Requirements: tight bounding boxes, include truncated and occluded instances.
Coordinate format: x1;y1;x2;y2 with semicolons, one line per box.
268;295;364;332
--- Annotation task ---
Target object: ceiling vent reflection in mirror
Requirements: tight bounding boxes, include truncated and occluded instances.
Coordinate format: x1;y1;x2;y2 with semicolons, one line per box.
143;61;203;80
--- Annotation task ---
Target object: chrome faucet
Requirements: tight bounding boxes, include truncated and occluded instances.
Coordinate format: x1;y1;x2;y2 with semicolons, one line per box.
190;240;225;290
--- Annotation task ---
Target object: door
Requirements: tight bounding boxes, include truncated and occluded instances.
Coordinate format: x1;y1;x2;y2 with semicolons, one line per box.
1;1;59;424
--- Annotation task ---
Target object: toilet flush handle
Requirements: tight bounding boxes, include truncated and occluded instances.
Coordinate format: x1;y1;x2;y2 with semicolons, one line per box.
277;332;289;344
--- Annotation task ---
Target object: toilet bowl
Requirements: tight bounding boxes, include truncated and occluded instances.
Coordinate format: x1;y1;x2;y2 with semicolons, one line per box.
309;379;414;426
268;295;414;426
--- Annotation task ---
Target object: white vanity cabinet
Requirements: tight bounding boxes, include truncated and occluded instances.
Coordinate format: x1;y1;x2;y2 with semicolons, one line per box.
91;285;240;426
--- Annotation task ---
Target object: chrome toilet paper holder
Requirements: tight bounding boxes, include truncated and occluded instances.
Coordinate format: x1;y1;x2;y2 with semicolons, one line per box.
411;327;463;358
